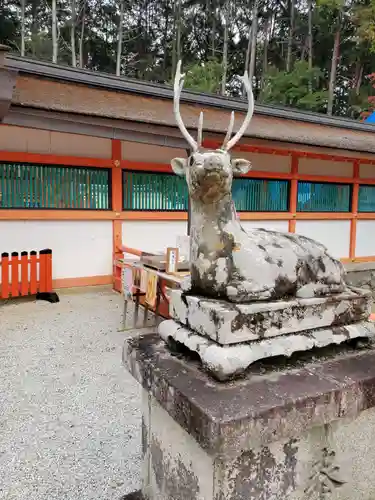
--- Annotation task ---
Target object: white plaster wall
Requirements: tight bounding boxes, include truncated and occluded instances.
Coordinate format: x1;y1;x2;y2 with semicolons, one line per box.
355;220;375;257
122;220;188;255
122;219;289;258
122;219;351;258
295;220;350;258
240;219;289;233
0;220;112;278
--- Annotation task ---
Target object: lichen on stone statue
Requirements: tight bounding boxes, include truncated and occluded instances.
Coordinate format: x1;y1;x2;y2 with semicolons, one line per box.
172;60;348;303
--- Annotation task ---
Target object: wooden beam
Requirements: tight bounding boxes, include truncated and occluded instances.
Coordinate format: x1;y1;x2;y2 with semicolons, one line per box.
53;275;112;288
0;150;112;168
289;155;298;232
112;139;123;259
0;209;117;220
203;139;375;164
349;160;359;259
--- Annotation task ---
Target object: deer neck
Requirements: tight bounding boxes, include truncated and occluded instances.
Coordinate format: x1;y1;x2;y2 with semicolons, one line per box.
189;193;238;258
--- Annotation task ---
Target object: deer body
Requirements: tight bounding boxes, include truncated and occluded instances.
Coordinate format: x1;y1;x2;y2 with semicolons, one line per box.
189;188;346;302
172;62;348;303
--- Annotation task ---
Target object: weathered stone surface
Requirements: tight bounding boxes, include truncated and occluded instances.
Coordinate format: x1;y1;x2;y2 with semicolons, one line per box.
123;333;375;453
142;388;214;500
187;185;348;303
326;406;375;500
170;288;371;345
172;149;348;303
158;318;375;380
171;67;348;304
345;262;375;299
124;334;375;499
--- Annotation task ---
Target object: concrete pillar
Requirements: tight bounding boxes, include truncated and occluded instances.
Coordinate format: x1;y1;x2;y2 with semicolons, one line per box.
123;333;375;500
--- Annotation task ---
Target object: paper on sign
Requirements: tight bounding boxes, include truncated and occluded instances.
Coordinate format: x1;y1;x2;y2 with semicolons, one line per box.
145;273;158;308
140;269;148;293
121;267;133;298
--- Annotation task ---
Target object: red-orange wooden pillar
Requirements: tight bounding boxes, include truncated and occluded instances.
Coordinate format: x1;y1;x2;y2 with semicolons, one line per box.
288;155;298;233
1;252;10;299
112;139;123;291
20;251;29;296
349;160;360;261
29;251;38;294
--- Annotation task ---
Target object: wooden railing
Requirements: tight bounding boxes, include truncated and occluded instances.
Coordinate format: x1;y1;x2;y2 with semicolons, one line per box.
0;248;52;299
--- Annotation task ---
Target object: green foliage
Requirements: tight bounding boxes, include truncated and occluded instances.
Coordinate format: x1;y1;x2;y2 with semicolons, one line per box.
316;0;345;12
353;0;375;53
360;73;375;120
0;1;19;47
183;59;223;94
259;61;328;112
2;0;375;119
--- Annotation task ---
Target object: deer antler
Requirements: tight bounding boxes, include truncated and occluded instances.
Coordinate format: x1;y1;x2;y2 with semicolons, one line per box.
174;60;202;152
222;71;254;152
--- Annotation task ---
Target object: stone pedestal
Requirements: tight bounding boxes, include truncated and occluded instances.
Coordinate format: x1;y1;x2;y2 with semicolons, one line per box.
123;334;375;500
158;287;374;380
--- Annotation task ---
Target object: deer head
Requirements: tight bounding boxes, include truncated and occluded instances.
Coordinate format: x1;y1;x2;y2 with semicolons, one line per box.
171;60;254;204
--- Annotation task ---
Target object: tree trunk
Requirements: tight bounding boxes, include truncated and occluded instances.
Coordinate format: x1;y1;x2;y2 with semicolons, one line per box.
176;0;182;63
20;0;25;56
31;1;39;57
79;0;86;68
71;0;77;67
261;16;270;90
162;1;170;77
308;0;313;91
245;26;251;73
327;23;341;115
211;0;216;58
353;62;363;96
172;0;180;78
221;3;229;95
286;0;295;72
249;0;258;81
116;0;124;76
52;0;58;64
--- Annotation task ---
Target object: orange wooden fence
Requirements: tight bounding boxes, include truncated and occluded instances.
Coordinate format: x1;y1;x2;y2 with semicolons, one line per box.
0;249;53;299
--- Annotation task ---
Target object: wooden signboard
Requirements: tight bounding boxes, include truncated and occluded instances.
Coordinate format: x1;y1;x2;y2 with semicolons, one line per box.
166;247;179;275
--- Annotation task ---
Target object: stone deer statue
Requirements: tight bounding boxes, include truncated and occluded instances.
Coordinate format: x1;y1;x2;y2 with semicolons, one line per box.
171;61;347;303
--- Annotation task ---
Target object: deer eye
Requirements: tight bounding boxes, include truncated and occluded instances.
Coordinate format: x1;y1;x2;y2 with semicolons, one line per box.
189;156;195;167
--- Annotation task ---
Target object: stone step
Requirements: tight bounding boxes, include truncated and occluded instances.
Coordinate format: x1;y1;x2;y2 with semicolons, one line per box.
169;287;372;345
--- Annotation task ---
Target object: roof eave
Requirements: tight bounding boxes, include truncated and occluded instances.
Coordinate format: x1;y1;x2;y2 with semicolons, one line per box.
5;54;375;135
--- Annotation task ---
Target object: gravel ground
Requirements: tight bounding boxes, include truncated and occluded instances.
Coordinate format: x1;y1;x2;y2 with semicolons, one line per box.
0;288;148;500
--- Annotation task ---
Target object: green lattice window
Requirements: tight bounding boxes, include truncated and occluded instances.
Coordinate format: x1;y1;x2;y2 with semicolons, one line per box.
297;181;351;212
0;163;110;209
123;171;289;212
123;171;189;210
358;185;375;212
232;178;289;212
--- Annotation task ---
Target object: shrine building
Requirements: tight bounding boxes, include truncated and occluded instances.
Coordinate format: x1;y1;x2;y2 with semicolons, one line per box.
1;46;375;290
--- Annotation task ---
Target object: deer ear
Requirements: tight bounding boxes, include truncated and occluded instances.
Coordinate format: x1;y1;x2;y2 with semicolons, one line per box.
231;158;251;175
171;158;187;176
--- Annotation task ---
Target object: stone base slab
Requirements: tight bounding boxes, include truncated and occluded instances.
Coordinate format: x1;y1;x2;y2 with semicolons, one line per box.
169;287;371;345
124;334;375;500
158;318;375;380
